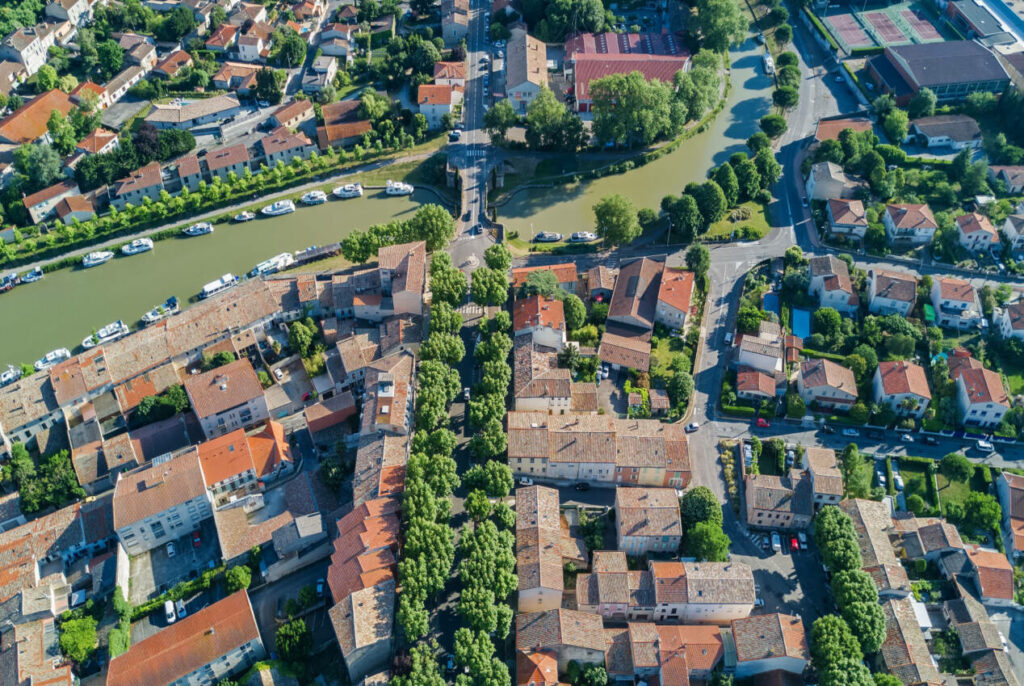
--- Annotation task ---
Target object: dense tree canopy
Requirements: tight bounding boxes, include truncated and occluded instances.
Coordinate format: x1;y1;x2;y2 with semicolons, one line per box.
593;194;642;246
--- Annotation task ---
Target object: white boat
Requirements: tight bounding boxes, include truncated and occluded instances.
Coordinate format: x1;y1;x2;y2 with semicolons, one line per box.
300;190;327;205
261;199;296;216
569;232;598;242
249;252;296;277
82;320;129;349
233;211;256;222
200;273;238;299
34;348;71;371
182;222;214;237
121;238;154;256
20;267;43;283
385;180;414;196
82;251;114;268
332;183;363;199
0;365;22;387
142;296;180;324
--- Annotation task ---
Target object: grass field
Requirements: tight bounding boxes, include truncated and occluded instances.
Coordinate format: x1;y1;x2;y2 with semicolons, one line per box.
705;202;770;240
899;459;937;509
936;467;990;510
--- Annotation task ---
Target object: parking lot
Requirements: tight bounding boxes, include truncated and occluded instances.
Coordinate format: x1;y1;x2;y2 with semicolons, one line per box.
732;529;832;623
127;519;221;605
263;358;315;418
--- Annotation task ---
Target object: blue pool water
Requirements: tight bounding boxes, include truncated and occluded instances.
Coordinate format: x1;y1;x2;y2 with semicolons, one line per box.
792;309;811;339
762;293;780;317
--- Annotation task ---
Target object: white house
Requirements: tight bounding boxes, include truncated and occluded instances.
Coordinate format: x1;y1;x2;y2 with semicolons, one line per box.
22;179;80;224
1000;213;1024;253
649;560;756;624
736;321;784;380
957;212;1000;254
908;114;982;150
506;25;547;113
995;471;1024;562
417;83;463;129
731;614;809;679
513;295;566;350
45;0;92;26
0;25;55;76
931;276;983;329
110;161;164;210
654;268;694;330
990;166;1024;194
807;255;858;314
866;269;917;316
798;358;858;411
955;365;1008;429
826;198;868;237
997;301;1024;340
806;161;856;201
884;203;938;245
873;360;931;419
442;0;469;46
183;358;269;440
433;61;466;87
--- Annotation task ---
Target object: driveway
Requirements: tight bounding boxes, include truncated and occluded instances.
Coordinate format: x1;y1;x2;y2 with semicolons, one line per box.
127;519;221;604
250;559;332;653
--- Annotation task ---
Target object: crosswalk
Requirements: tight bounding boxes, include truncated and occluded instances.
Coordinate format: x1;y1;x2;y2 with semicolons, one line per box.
464;149;487;158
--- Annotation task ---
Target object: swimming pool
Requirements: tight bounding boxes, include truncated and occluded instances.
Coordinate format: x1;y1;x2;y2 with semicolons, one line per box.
793;309;811;339
763;292;780;317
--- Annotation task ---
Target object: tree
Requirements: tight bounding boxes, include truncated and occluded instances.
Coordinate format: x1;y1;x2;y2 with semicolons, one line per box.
590;71;683;147
394;640;446;686
421;332;466;366
774;23;792;46
819;658;875;686
679;486;722;529
786;393;806;418
464;459;514;498
812;307;842;345
908;88;936;119
873;675;903;686
483;243;512;272
36;64;57;92
772;86;799;110
466;489;493;522
430;301;463;336
255;67;285;105
665;194;703;242
272;28;307;67
754;148;782;188
593;194;641;246
693;180;727;226
158;5;196;41
521;269;560;298
14;143;61;192
686;244;710;284
524;86;585;151
747;131;772;152
964;491;1001;532
810;615;861;674
842;601;886;654
471;267;509;307
883;109;909;144
225;564;252;592
484;99;519;142
59;617;97;664
288;320;315;357
408;203;457;251
759;114;787;138
684;521;730;561
939;452;973;483
47;111;77;157
841;443;871;498
907;493;927;516
557;293;585;330
695;0;747;52
469;420;509;461
431;258;468;306
832;569;878;607
713;163;739;207
276;619;312;663
733;157;761;201
97;39;124;79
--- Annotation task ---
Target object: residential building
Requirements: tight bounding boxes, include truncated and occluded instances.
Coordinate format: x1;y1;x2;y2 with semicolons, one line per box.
433;61;466;86
1001;213;1024;253
259;126;315;167
197;422;292;497
506;25;547;113
204;143;250;181
944;578;1006;656
232;2;268;25
319;24;353;60
873;360;931;419
212;61;260;92
418;83;463;128
953;360;1008;428
797;358;858;411
205;22;238;51
807;255;857;313
507;412;690;488
104;65;145;104
45;0;92;26
804;447;843;508
516;609;606;672
0;60;26;96
930;276;983;329
647;560;755;623
997;301;1024;340
270;99;314;129
302;55;338;93
55;194;95;225
736;368;776;402
866;41;1009;104
909;114;983;149
880;597;942;684
825;198;868;237
183;358;269;440
0;25;55;76
69;79;109;109
517;650;559;686
744;470;813;530
377;240;427;316
22;180;80;224
884;203;938;244
125;40;156;69
607;255;663;330
0;89;73;144
996;471;1024;562
153;49;193;79
991;165;1024;194
615;488;682;555
110;161;164;210
511;263;578;293
317;99;373;149
588;264;615;302
442;0;469;45
0;368;64;459
971;647;1020;686
175;152;203;192
76;127;119;156
841;498;911;598
564;31;690;114
513;335;596;413
965;544;1015;605
107;591;265;686
731;614;808;679
736;320;784;381
866;269;917;316
516;485;579;612
513;295;566;349
237;22;273;62
655;268;694;329
112;450;213;554
145;93;243;130
576;551;653;620
655;625;726;684
806;161;857;200
957;212;1000;253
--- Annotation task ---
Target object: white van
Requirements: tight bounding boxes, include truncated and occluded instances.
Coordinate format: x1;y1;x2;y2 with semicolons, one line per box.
164;600;176;624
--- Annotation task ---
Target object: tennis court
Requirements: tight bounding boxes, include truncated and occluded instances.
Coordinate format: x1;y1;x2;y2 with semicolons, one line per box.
828;12;873;49
864;10;910;44
819;1;947;53
902;8;942;40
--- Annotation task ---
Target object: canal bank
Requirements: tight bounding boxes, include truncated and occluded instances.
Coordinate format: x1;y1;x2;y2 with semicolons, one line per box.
0;191;429;365
496;38;773;236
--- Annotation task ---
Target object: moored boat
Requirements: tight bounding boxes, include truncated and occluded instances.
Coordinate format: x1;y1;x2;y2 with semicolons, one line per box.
1;273;19;292
82;251;114;268
82;320;130;349
233;211;256;222
0;365;22;387
20;267;43;283
35;348;71;371
182;222;214;237
200;273;238;299
142;296;180;324
385;179;414;196
332;183;363;199
121;237;154;256
301;190;327;205
261;199;296;216
248;252;296;277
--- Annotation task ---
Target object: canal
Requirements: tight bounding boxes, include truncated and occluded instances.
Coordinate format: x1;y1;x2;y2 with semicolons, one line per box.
0;191;429;365
497;39;773;236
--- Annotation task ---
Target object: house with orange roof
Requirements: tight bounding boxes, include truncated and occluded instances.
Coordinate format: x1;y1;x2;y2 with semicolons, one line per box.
204;143;251;181
656;624;725;683
826;198;868;237
418;82;463;129
873;360;931;419
212;61;260;92
731;613;808;679
517;649;559;686
270;99;314;129
954;362;1008;429
378;240;427;316
931;275;983;329
512;263;578;293
153;49;192;79
184;358;269;440
965;544;1015;605
798;358;858;411
107;591;265;686
22;179;80;224
196;422;293;497
884;203;938;245
238;22;273;62
110;160;164;210
54;194;95;225
258;125;315;166
996;471;1024;562
316;98;373;149
433;61;466;86
0;89;73;143
205;22;238;51
69;80;109;109
866;268;917;316
957;212;1000;254
655;268;694;329
76;127;119;156
514;295;566;349
737;367;776;402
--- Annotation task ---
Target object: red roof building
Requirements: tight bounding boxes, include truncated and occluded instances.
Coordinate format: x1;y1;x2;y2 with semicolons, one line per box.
0;89;73;144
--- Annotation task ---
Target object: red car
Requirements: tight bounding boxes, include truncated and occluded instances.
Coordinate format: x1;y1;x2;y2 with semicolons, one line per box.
790;536;799;552
191;531;201;548
756;417;771;428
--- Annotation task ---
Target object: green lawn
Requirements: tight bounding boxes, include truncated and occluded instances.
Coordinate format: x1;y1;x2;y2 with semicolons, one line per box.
650;333;683;370
936;468;991;511
704;202;770;240
899;459;937;509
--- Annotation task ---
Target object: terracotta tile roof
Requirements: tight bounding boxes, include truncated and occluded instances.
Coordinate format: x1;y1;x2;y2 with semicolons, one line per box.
972;649;1020;686
512;262;577;288
154;49;192;77
113;362;181;412
881;597;942;685
746;471;813;517
213;475;319;561
808;255;853;295
112;450;206;530
507;27;547;89
327;497;400;602
377;240;426;296
804;447;843;496
573;53;690;102
516;609;606;654
656;624;724;674
992;165;1024;188
433;61;466;80
183;358;264;419
615;488;681;540
49;347;112;405
886;203;937;230
516;485;564;593
54;194;95;220
260;125;312;156
814;115;873;142
737;368;774;397
828;198;867;226
76;128;118;154
517;649;558;686
328;581;396;661
588;265;616;293
113;161;162;198
0;89;73;143
272;99;314;124
205;143;250;172
870;269;917;304
146;94;241;126
22;179;79;209
107;591;260;686
70;80;106;101
1002;472;1024;518
877;360;931;399
958;212;999;243
657;268;693;314
957;366;1008;406
731;614;808;663
839;499;907;594
608;256;663;328
418;83;462;106
514;295;565;333
598;327;652;371
936;276;978;305
205;23;237;48
965;545;1014;600
197;425;288;487
800;358;856;395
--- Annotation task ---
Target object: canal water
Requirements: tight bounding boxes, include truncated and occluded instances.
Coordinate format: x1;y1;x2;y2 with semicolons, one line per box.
497;39;772;236
0;191;428;365
0;40;772;365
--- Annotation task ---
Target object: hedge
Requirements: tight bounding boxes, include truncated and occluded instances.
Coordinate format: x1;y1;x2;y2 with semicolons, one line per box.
898;456;940;508
851;46;885;56
131;565;227;621
801;348;847;362
803;7;839;51
885;456;896;497
843;62;871;99
721;404;757;417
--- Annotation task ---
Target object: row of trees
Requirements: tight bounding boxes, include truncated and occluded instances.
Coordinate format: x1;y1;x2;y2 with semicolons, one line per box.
340;203;457;262
678;486;730;561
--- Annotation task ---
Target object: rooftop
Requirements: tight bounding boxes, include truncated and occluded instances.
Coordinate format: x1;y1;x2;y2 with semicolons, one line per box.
731;614;808;663
112;450;206;530
877;359;931;399
183;358;264;419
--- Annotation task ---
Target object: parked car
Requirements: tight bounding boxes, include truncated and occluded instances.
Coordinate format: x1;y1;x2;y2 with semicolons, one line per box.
754;597;765;607
756;417;770;428
790;536;799;552
685;422;700;433
574;482;590;491
899;433;914;442
316;578;325;597
977;439;995;453
797;531;808;550
841;428;860;437
770;531;781;552
463;387;471;401
176;599;187;619
273;368;284;381
518;477;534;486
164;600;176;624
761;535;771;551
893;473;904;491
191;531;201;548
922;436;939;446
724;332;734;345
448;130;461;142
166;541;176;558
446;654;456;673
